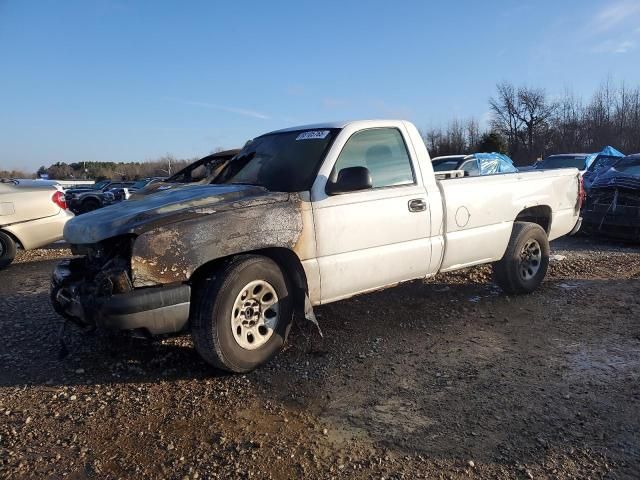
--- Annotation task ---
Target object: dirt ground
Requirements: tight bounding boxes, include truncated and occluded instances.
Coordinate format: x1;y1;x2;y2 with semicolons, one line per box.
1;236;639;479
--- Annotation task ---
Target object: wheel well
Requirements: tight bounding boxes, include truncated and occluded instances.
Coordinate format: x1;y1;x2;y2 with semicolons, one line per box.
189;248;309;309
514;206;552;233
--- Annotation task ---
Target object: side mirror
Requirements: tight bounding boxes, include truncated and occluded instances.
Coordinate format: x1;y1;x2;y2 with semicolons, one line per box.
326;166;373;195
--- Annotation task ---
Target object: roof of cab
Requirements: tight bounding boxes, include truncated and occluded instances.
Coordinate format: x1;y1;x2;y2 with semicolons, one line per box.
264;119;404;136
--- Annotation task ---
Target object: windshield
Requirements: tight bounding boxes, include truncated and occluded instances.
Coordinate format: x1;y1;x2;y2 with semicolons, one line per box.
586;155;620;173
94;180;111;189
536;155;586;170
131;180;149;189
216;129;339;191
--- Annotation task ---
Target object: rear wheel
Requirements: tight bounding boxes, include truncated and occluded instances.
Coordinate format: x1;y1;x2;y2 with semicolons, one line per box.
191;256;293;373
0;231;17;269
493;222;549;294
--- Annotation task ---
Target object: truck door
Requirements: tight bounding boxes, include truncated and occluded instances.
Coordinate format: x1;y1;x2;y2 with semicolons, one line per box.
311;126;431;303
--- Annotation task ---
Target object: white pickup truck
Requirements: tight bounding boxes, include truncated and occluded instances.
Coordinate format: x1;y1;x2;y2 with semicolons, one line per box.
51;120;582;372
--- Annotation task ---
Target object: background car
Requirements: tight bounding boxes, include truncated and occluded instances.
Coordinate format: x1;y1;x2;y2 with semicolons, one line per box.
535;146;624;177
66;180;147;214
134;149;241;196
431;153;518;176
0;179;74;268
581;153;640;240
583;147;626;190
64;180;125;214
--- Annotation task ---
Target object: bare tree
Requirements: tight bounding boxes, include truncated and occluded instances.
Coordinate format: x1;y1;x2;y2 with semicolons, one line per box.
466;118;480;151
514;86;557;157
489;82;524;158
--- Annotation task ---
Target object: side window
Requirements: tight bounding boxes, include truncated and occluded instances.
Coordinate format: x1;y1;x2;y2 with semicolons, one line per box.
332;128;414;188
461;159;480;176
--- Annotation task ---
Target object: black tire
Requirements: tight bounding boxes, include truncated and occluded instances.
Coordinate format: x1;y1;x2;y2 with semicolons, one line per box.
0;231;17;269
191;255;293;373
81;198;101;213
493;222;550;295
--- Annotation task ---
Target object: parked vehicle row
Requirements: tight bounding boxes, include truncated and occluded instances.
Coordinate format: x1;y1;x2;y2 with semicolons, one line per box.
51;119;582;373
64;177;165;214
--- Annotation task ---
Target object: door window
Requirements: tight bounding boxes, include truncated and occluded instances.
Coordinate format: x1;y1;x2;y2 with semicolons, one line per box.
332;128;415;188
460;159;480;176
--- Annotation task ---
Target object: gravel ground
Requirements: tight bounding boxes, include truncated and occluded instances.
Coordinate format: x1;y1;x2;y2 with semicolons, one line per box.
1;236;639;479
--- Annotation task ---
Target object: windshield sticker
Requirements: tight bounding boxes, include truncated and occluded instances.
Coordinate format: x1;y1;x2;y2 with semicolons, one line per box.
296;130;330;140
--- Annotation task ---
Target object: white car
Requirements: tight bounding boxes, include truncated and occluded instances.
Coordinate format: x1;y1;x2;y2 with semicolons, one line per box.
0;179;74;268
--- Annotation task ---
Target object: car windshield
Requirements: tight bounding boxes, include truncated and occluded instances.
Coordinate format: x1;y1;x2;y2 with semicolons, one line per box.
432;159;463;171
94;180;111;189
216;129;339;191
586;155;620;173
131;180;149;189
536;155;586;170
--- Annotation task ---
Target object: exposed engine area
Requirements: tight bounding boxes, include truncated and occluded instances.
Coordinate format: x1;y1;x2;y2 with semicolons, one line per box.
51;235;135;326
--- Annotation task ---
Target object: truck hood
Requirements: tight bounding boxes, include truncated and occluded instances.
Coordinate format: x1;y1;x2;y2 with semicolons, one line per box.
64;184;288;244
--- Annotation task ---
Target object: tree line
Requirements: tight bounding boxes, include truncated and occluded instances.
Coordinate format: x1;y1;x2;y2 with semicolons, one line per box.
1;155;200;181
423;80;640;165
37;156;195;181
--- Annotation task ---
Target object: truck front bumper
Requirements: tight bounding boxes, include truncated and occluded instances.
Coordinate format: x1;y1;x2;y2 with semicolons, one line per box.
51;260;191;335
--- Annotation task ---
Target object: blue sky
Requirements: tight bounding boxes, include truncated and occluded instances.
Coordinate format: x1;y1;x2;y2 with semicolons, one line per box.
1;0;640;170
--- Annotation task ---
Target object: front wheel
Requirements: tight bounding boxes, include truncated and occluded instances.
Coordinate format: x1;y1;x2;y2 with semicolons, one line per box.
191;255;293;373
493;222;550;294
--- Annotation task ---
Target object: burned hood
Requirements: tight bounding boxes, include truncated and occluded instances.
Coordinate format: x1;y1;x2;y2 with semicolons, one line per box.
64;184;288;244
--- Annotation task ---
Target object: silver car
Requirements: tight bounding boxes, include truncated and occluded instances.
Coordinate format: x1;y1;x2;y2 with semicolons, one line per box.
0;179;74;269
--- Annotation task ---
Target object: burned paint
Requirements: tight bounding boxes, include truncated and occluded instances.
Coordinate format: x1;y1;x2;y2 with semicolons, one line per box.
130;193;305;287
63;184;287;245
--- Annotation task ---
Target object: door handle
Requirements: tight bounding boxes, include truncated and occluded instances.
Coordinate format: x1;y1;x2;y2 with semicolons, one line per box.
408;198;427;212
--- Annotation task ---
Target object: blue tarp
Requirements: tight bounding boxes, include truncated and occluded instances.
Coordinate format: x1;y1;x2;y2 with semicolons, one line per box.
584;145;625;169
600;145;624;157
474;153;518;175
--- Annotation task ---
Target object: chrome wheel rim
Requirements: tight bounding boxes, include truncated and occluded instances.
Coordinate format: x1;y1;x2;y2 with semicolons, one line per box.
520;239;542;280
230;280;279;350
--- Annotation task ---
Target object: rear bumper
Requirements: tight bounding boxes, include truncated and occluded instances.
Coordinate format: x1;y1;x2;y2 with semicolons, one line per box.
52;261;190;335
568;217;582;236
3;209;74;250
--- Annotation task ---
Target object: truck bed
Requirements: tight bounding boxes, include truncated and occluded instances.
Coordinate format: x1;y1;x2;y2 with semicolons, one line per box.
435;169;580;272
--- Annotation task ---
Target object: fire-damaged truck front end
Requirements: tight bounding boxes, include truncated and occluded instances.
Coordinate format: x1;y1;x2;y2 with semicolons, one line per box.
51;234;192;335
51;183;306;336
